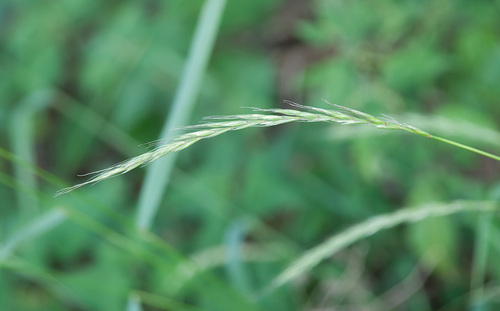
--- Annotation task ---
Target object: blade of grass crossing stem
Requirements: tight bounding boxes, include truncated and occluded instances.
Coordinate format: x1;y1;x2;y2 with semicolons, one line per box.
54;90;142;156
259;201;498;296
0;208;67;261
135;0;227;230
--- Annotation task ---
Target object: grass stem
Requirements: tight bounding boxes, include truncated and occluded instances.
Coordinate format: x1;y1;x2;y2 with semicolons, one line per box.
431;136;500;162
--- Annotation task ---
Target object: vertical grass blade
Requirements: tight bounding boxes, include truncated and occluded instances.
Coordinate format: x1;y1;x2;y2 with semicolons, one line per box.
225;219;252;294
9;90;53;215
135;0;227;230
469;212;492;310
126;293;142;311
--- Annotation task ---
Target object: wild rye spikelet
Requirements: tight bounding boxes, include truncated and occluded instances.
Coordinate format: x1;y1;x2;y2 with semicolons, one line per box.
54;101;434;196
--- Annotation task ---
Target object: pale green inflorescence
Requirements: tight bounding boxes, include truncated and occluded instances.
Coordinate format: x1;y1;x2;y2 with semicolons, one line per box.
55;101;431;196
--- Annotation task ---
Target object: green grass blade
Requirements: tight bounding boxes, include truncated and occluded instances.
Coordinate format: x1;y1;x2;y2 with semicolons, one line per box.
135;0;228;230
126;293;142;311
469;212;492;310
260;201;499;296
9;90;54;215
53;90;143;157
225;219;253;294
0;208;67;261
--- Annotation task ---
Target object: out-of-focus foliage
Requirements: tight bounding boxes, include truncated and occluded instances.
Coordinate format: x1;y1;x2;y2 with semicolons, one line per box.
1;0;500;310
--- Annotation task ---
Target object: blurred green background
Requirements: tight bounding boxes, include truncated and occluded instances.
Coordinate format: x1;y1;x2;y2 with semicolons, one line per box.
2;0;500;310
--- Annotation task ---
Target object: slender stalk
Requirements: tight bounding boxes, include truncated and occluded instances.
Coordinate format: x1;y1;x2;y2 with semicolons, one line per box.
431;136;500;162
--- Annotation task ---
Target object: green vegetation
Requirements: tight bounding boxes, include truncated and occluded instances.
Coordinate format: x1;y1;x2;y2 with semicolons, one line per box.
2;0;500;310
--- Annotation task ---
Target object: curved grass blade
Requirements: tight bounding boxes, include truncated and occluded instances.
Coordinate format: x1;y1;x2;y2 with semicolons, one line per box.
259;201;498;296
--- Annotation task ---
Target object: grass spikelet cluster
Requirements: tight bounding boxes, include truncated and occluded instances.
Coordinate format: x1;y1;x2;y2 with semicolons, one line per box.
262;200;499;295
55;101;499;196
